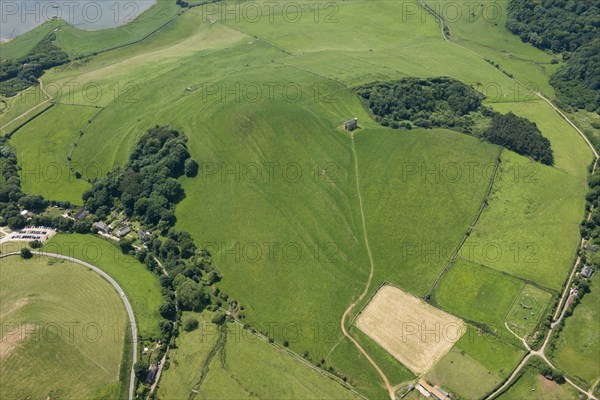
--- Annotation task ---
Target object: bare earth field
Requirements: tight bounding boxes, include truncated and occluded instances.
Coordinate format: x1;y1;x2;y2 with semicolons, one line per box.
355;285;466;374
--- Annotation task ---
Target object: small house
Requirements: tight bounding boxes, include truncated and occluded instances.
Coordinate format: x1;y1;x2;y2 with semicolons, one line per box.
93;221;110;234
146;364;159;384
344;118;358;131
586;244;598;253
138;230;151;242
581;265;593;279
74;208;89;220
115;225;131;238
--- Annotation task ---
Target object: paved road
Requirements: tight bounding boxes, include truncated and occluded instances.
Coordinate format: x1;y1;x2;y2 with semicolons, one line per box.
0;252;138;400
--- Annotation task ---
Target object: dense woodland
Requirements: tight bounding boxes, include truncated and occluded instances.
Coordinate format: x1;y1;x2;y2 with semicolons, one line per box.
0;33;69;97
484;112;554;166
83;126;198;226
356;77;488;133
506;0;600;112
357;78;554;165
550;40;600;113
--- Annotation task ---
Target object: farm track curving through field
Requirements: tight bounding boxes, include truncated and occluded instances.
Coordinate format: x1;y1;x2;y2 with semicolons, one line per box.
0;251;138;400
339;134;395;400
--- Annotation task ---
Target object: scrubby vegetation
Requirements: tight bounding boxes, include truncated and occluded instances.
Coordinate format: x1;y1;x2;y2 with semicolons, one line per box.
357;78;553;164
0;33;69;97
506;0;600;112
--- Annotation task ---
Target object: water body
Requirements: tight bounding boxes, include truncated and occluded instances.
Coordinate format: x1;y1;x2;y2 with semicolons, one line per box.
0;0;157;42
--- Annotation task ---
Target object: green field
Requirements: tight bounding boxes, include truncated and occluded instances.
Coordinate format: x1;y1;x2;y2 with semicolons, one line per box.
0;86;51;136
45;234;162;338
551;275;600;385
1;0;596;397
426;325;525;399
434;258;525;334
497;362;580;400
158;312;361;399
10;104;96;203
422;0;560;98
465;149;587;290
0;255;127;399
505;284;553;337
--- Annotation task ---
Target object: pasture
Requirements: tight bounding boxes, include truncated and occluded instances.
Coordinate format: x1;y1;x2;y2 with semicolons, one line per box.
421;0;559;97
464;149;587;290
158;313;360;399
497;362;580;400
434;258;525;334
45;234;163;338
0;0;595;397
356;285;465;374
0;255;127;399
426;326;525;399
0;86;51;136
551;274;600;385
505;284;553;338
10;104;96;203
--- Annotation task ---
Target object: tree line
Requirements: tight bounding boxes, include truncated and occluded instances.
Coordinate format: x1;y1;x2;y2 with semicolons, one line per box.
506;0;600;113
357;77;554;165
0;32;69;97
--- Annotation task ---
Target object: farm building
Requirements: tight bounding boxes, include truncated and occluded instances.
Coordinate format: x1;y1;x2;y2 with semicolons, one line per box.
115;226;131;238
93;221;110;234
416;379;450;400
344;118;358;131
146;364;159;384
586;243;597;252
581;265;593;279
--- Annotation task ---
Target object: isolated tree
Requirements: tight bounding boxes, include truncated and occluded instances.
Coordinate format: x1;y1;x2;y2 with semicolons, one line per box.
182;316;199;332
20;247;32;259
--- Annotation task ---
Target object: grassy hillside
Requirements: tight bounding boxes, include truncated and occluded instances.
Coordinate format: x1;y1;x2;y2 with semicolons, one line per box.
10;104;96;203
1;0;595;397
465;149;587;291
0;255;127;399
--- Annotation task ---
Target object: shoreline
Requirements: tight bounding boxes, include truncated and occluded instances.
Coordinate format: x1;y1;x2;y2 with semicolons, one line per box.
0;0;158;44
